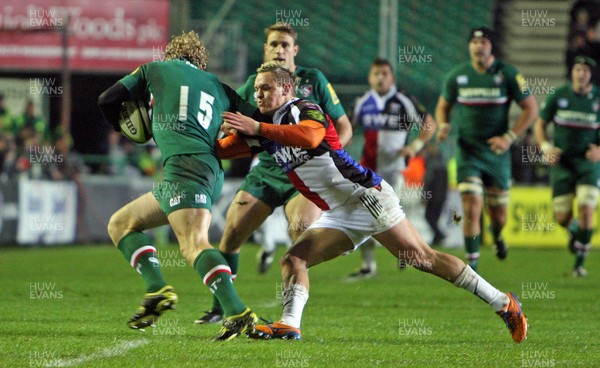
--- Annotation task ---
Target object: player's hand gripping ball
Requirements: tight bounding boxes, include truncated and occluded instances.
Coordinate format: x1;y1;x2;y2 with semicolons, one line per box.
118;100;152;143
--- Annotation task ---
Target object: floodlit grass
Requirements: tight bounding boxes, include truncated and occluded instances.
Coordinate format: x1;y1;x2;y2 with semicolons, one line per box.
1;244;598;367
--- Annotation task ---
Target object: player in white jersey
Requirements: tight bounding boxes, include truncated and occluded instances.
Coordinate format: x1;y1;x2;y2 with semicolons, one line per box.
349;58;436;279
216;62;528;343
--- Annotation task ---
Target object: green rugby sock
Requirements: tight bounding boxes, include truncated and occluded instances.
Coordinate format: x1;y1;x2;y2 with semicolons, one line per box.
568;219;580;236
210;252;240;313
490;226;503;242
574;229;592;269
465;235;481;271
117;232;167;293
194;249;245;317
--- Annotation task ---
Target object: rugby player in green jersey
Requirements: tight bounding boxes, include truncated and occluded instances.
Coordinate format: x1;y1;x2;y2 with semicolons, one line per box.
435;27;538;271
195;23;353;324
534;55;600;277
98;31;263;340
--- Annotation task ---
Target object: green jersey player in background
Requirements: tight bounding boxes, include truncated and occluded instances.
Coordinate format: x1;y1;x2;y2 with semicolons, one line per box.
195;22;352;324
435;27;538;271
534;55;600;277
98;31;263;340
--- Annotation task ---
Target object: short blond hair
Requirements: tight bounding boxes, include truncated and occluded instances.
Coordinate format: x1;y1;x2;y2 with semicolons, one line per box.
164;31;208;70
264;22;298;44
257;62;299;93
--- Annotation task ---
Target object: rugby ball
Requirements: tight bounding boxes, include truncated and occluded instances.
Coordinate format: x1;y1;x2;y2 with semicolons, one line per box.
118;100;152;144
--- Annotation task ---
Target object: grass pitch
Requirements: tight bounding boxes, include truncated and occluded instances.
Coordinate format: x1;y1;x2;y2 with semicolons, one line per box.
1;244;598;367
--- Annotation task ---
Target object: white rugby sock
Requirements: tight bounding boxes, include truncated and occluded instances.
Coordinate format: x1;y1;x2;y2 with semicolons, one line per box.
454;265;509;311
280;284;309;328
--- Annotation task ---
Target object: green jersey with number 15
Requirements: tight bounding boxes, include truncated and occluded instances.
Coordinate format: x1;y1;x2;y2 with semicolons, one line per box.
120;59;257;162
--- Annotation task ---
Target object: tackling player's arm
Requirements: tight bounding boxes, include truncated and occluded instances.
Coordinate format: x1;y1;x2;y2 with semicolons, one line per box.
222;111;325;149
98;82;131;131
216;134;254;159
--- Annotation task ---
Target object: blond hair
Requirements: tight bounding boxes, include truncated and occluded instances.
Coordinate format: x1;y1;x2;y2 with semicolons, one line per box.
164;31;208;70
257;62;299;94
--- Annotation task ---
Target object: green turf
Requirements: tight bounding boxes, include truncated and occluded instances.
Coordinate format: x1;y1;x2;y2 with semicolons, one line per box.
0;244;598;367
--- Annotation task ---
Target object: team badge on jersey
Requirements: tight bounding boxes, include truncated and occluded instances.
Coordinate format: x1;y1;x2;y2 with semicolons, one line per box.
389;103;401;114
299;84;313;98
495;73;505;86
457;75;468;85
593;101;600;112
558;98;568;108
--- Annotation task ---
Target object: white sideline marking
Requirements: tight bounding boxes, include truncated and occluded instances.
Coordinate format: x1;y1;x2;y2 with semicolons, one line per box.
45;339;149;367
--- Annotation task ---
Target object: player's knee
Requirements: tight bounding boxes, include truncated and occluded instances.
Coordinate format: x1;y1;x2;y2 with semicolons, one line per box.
554;212;571;228
280;253;306;271
107;212;128;246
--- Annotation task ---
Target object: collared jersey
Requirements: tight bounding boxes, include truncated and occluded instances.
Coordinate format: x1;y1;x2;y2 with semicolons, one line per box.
441;59;529;144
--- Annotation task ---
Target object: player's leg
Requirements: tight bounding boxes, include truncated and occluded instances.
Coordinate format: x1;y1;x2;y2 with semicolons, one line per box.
166;154;256;339
255;171;302;273
284;193;321;242
196;182;274;323
572;184;599;276
485;187;509;260
374;217;527;343
107;191;176;329
551;165;578;254
485;156;512;260
168;207;257;339
251;227;356;340
458;177;484;270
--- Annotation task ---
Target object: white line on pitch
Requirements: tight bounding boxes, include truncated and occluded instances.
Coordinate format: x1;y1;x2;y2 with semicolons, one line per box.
44;339;149;367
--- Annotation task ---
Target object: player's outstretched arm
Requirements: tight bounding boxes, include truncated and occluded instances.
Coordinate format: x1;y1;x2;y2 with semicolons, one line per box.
98;82;130;131
216;134;254;160
222;111;325;149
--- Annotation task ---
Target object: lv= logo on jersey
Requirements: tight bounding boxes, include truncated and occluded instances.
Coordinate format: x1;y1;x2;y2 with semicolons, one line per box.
270;144;311;173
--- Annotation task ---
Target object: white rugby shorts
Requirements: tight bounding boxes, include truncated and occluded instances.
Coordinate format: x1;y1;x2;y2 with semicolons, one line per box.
308;180;406;247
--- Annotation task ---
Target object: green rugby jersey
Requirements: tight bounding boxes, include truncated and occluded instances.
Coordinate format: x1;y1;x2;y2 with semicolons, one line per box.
540;84;600;159
441;59;530;144
237;65;346;169
120;59;257;162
